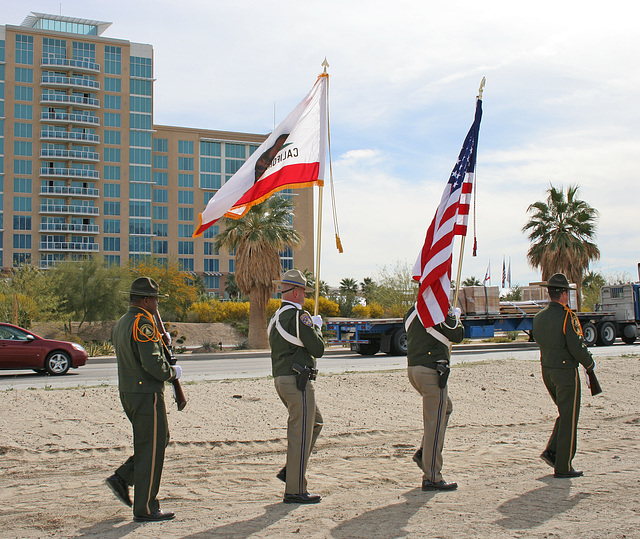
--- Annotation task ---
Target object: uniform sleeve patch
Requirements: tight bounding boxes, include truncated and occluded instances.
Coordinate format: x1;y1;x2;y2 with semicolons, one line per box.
138;323;157;340
300;312;313;327
572;315;583;337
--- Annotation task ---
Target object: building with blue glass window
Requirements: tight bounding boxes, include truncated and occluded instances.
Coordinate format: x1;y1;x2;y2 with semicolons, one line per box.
0;12;314;297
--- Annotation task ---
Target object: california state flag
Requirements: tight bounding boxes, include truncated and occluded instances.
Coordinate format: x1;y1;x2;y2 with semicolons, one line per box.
194;74;327;237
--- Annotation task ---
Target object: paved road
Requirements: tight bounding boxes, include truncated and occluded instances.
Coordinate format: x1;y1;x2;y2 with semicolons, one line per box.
1;341;638;390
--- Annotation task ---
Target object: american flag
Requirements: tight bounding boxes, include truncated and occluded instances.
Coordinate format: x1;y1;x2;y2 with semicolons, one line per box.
502;256;506;288
412;98;483;328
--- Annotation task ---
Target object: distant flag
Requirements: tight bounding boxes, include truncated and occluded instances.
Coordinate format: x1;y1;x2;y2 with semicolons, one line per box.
507;257;512;288
484;260;491;285
193;74;327;237
412;97;483;328
501;256;506;288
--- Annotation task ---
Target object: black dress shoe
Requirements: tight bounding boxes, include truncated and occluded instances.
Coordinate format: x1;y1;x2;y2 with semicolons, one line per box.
554;468;583;478
283;492;321;504
540;449;556;468
412;448;423;470
276;466;286;482
133;510;176;522
105;474;132;507
422;479;458;491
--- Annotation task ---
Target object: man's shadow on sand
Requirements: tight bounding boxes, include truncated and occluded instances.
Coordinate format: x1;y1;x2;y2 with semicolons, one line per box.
76;503;295;539
331;488;433;539
495;474;591;530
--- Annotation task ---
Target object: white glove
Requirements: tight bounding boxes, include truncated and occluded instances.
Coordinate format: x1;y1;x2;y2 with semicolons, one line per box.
173;365;182;380
453;307;462;318
311;315;323;328
164;333;172;346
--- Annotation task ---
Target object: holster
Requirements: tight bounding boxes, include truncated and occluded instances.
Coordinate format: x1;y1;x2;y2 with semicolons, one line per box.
436;361;450;389
292;363;317;392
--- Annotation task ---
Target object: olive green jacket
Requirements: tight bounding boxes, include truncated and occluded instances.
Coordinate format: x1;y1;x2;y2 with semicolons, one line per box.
404;305;464;368
269;301;324;378
533;301;595;370
112;306;177;393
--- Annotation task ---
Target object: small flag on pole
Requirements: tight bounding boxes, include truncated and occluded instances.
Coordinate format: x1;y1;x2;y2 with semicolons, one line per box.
502;256;506;288
507;257;512;288
412;96;483;328
484;260;491;285
193;74;328;237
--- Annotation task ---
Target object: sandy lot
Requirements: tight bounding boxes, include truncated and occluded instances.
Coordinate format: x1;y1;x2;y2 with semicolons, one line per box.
0;354;638;538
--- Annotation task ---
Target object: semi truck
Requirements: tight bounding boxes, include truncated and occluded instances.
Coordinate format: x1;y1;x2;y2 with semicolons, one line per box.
324;283;640;355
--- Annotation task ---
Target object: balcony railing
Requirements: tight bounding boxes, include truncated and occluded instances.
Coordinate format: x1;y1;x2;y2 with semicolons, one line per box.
40;223;100;234
40;204;100;216
40;130;100;144
40;167;100;180
41;94;100;108
39;241;100;252
40;148;100;162
41;75;101;91
40;185;100;197
41;111;100;126
41;57;100;73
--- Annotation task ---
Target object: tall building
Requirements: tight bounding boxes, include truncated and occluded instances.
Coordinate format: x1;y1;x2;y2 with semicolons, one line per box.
0;12;314;297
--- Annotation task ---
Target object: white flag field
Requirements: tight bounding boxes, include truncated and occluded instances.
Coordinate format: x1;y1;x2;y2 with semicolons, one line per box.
194;74;327;237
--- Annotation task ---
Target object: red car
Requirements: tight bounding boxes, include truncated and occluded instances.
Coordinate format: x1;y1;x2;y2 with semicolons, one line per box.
0;323;88;375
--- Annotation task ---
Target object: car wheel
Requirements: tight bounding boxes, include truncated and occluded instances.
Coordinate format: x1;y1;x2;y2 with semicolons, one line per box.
45;351;71;375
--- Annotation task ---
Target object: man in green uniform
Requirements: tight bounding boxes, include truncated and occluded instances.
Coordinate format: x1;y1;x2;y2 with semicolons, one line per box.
533;273;596;478
404;303;464;491
268;269;324;504
105;277;181;521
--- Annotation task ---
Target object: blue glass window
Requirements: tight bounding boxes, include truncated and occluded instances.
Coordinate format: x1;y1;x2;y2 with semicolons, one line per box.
105;46;122;75
153;207;168;221
178;140;194;154
15;35;34;66
103;219;120;233
14;67;33;83
154;138;168;152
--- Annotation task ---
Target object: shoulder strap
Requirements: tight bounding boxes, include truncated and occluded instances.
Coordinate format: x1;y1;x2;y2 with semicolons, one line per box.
268;304;304;347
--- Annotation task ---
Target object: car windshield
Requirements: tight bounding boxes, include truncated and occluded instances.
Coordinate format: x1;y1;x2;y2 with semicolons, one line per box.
0;326;33;341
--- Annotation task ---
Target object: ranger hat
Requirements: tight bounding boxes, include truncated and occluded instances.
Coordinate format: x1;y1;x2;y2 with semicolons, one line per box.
273;269;314;293
128;277;169;297
542;273;575;290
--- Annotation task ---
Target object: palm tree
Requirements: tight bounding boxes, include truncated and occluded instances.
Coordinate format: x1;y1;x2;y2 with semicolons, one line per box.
522;184;600;310
214;195;303;348
360;277;377;305
224;273;241;300
462;276;482;286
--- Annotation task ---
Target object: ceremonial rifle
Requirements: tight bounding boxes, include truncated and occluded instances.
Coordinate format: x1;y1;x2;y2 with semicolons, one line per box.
154;308;187;411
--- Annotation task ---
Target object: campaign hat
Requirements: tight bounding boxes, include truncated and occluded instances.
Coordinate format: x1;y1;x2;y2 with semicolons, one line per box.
542;273;575;290
273;269;314;293
128;277;169;297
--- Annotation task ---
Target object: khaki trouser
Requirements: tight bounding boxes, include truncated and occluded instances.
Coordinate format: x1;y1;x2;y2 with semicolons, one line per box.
408;365;453;482
117;391;170;517
275;375;323;495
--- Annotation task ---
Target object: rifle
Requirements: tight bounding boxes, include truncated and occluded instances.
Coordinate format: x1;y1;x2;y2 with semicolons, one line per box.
154;309;187;411
585;367;602;396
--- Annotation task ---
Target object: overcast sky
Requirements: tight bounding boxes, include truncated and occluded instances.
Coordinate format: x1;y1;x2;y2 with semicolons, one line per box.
6;1;639;288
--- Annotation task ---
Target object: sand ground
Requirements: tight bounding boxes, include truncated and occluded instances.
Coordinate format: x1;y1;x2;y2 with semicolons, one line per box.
0;355;638;538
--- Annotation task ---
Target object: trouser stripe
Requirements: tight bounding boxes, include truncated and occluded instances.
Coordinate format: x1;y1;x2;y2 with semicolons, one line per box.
145;393;158;515
430;388;445;480
299;389;308;493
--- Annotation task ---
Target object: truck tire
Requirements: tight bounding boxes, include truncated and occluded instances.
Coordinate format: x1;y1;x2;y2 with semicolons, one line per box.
582;322;597;347
596;321;616;346
355;341;380;356
622;324;637;344
390;328;408;356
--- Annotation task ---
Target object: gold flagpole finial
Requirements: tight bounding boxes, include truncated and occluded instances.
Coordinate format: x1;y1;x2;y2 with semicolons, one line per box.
478;77;486;100
322;58;329;74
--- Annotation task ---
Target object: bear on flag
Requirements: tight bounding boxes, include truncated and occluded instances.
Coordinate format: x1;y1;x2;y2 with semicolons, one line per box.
193;74;327;237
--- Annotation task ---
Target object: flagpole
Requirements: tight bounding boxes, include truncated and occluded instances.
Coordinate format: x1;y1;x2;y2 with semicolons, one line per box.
314;59;330;316
452;77;485;314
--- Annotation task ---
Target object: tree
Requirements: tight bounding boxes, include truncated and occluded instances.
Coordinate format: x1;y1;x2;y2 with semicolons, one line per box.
522;184;600;311
582;271;606;312
224;273;241;300
501;284;522;302
338;277;359;317
360;277;377;305
129;258;200;321
370;260;418;317
462;276;482;286
214;195;303;349
50;257;129;332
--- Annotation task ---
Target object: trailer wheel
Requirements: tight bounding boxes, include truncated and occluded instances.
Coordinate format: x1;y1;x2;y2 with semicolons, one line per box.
390;328;408;356
596;322;616;346
582;322;597;347
621;324;637;344
354;342;380;356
